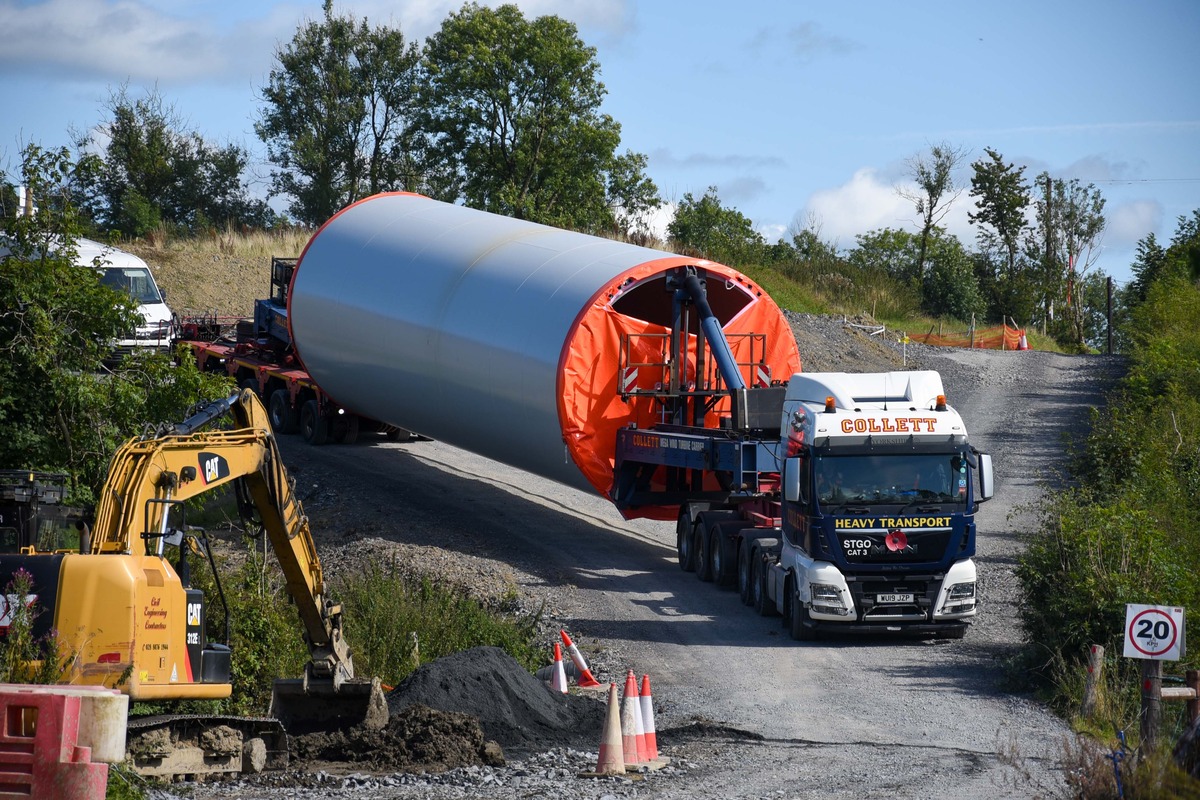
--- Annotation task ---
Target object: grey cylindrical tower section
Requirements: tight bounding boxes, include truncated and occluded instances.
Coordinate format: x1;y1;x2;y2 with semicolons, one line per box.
290;193;683;492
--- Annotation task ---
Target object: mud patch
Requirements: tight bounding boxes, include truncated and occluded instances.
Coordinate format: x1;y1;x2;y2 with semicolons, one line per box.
387;646;608;755
291;704;502;773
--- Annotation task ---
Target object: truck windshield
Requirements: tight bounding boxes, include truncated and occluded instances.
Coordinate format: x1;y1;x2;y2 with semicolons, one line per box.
99;267;162;305
815;452;967;508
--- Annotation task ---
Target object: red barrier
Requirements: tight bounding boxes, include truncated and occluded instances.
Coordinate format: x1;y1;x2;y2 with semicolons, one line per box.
0;687;108;800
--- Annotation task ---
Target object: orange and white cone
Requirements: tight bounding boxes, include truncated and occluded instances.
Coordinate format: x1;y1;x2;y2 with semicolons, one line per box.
560;629;602;687
595;683;625;775
620;670;642;765
1017;332;1029;350
639;674;658;760
551;643;568;694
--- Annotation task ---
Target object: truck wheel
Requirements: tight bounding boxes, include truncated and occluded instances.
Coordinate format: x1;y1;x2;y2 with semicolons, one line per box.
737;539;755;605
269;390;300;434
789;591;819;642
751;550;777;617
332;413;359;444
300;399;330;445
709;527;737;589
676;510;696;572
238;377;260;397
694;522;713;582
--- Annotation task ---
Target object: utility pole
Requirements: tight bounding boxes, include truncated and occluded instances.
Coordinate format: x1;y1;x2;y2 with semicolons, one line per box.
1043;175;1053;336
1107;276;1114;355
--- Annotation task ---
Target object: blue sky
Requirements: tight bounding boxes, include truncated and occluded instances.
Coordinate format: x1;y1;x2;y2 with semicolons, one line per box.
2;0;1197;284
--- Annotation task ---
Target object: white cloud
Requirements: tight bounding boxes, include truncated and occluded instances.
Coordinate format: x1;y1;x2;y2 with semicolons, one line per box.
1107;200;1161;251
798;167;982;252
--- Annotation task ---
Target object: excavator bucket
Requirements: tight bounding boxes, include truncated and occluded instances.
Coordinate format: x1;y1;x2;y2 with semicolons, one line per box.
269;676;390;735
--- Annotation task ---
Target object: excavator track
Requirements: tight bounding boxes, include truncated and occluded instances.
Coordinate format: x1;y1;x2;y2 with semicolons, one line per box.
126;713;288;778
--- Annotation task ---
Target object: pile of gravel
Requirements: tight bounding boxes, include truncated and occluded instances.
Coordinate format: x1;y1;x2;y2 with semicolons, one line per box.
386;646;608;756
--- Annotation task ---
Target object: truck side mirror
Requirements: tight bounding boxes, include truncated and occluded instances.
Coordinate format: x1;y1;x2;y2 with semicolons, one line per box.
783;457;801;503
977;453;994;501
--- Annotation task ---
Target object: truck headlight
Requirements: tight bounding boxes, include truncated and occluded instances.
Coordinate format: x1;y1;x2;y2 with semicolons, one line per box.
943;581;976;613
810;583;851;616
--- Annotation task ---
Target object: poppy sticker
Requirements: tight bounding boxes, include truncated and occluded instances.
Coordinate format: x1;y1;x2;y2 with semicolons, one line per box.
885;530;908;551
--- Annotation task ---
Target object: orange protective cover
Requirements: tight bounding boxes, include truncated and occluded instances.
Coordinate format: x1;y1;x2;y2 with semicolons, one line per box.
558;258;802;520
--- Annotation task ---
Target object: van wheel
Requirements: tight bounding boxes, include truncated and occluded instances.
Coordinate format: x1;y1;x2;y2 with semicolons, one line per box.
300;399;329;445
269;390;299;434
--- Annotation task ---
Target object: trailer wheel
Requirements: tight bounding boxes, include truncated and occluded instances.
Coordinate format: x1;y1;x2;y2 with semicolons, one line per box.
268;390;300;434
789;589;819;642
332;413;359;444
676;510;696;572
238;377;260;397
737;539;755;605
300;399;330;445
709;526;737;589
694;521;713;582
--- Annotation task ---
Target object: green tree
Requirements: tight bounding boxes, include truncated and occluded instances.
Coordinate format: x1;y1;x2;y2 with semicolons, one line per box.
897;142;968;279
667;186;764;265
0;145;232;501
418;3;658;233
80;86;271;236
846;227;920;284
920;233;985;322
257;0;425;225
968;147;1030;276
1029;174;1106;347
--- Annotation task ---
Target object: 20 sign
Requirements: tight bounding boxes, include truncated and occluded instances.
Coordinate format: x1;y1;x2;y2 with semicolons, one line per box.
1123;604;1185;660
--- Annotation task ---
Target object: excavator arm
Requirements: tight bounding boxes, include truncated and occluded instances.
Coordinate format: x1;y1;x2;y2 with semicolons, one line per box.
89;389;355;687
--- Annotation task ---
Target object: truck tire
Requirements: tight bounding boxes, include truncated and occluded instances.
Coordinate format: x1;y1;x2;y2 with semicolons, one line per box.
300;399;330;445
709;524;738;589
694;521;713;582
789;588;819;642
737;538;756;605
238;377;260;397
268;390;300;435
676;510;696;572
751;549;777;617
332;413;359;444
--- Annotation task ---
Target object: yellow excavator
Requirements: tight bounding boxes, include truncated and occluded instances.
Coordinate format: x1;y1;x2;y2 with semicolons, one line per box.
0;389;386;776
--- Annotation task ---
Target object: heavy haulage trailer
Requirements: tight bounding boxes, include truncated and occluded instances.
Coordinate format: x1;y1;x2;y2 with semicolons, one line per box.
234;192;994;639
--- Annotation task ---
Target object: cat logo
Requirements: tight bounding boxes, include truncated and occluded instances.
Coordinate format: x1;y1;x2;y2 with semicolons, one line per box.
187;603;201;626
198;452;230;485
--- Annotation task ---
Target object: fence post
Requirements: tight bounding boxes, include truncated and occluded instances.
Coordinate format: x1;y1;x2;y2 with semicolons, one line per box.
1188;669;1199;727
1081;644;1104;718
1141;658;1163;749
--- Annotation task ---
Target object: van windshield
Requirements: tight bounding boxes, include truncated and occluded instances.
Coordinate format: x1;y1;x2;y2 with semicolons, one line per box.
99;267;162;305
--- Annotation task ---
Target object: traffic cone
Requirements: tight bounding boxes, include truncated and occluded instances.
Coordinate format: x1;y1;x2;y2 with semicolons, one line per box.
639;674;658;761
631;671;648;764
1017;332;1029;350
594;683;625;776
560;630;602;687
620;670;642;765
551;643;568;694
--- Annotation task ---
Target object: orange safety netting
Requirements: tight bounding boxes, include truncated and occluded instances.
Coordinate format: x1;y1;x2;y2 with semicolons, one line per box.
558;257;802;521
917;322;1025;350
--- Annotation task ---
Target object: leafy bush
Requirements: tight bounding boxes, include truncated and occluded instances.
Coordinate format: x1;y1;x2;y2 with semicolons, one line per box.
0;568;73;684
335;562;542;686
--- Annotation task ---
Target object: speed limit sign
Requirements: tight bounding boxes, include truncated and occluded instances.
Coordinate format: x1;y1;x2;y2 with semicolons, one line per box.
1123;604;1185;660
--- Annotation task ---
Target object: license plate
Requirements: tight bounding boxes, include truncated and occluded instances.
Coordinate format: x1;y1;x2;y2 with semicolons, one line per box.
877;593;914;604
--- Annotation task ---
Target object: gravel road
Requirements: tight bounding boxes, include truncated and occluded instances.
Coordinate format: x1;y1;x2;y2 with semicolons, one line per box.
168;318;1124;800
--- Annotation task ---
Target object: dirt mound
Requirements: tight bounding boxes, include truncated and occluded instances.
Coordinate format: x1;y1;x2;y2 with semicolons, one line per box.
290;704;503;773
386;646;607;755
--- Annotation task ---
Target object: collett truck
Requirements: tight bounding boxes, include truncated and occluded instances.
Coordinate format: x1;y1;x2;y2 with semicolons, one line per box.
214;192;994;639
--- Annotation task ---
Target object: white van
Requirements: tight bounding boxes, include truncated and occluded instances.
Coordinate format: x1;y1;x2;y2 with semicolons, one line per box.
74;238;175;357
